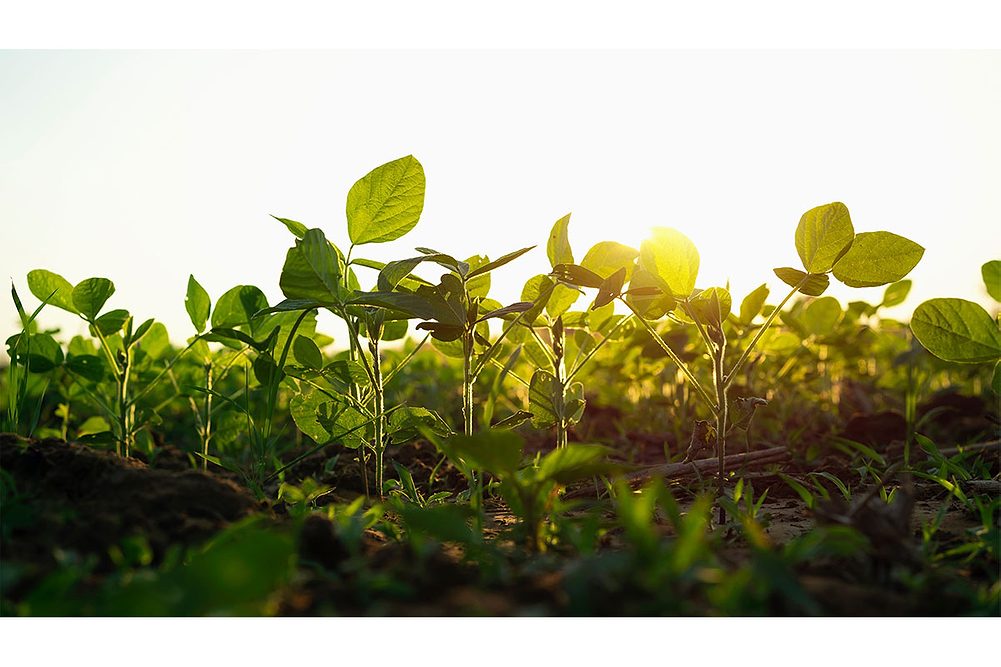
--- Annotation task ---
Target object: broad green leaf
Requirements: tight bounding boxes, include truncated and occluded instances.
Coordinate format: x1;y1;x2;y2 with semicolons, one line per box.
378;253;459;292
581;241;638;282
910;298;1001;363
802;296;842;336
387;407;451;444
292;335;323;370
65;354;105;381
346;155;426;245
773;267;829;297
212;285;269;330
72;278;115;321
77;416;111;438
832;231;924;288
138;323;170;360
8;333;63;372
185;275;211;333
982;260;1001;302
880;280;912;309
290;387;336;444
464;255;492;298
529;369;566;429
439;430;524;478
738;283;770;325
92;309;130;336
625;266;675;319
538;444;616;484
547;213;574;268
565;381;586;425
352;291;456;324
27;269;78;314
279;229;343;304
639;228;699;297
795;202;854;273
688;287;731;325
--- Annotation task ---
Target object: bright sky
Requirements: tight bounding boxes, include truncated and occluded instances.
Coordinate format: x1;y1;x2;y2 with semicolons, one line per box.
2;50;999;352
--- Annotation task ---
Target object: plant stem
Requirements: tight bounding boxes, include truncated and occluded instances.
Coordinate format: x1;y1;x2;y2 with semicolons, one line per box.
553;317;568;449
203;361;213;470
712;338;728;525
725;278;806;387
369;335;385;498
564;313;633;384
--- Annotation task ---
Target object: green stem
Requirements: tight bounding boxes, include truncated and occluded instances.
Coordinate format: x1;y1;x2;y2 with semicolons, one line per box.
471;309;532;380
724;278;806;387
565;313;633;384
382;332;432;386
620;298;717;411
203;362;213;471
369;335;385;498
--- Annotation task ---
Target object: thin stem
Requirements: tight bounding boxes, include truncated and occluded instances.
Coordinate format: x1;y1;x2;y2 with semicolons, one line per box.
724;278;806;387
128;335;204;407
471;309;532;380
369;335;385;498
382;332;432;386
203;362;213;470
620;298;717;412
564;313;633;384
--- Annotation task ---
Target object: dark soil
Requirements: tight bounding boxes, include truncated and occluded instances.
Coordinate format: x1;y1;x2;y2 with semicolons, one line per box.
1;434;262;598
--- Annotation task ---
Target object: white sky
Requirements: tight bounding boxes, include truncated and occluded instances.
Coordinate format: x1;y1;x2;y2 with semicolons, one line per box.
2;50;999;351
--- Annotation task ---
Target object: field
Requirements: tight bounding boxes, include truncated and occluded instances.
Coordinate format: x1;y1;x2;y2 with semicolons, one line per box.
2;155;999;616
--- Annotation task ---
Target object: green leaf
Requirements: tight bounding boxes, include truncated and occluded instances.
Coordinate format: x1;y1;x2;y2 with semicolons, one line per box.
802;296;842;336
439;430;524;478
832;231;924;288
687;287;731;325
346;155;426;245
212;285;269;330
8;333;64;372
292;335;323;370
910;298;1001;363
773;267;829;297
185;275;211;333
72;278;115;321
625;267;676;319
387;407;451;444
982;260;1001;302
738;283;770;325
138;323;171;361
27;269;78;314
92;309;130;336
279;229;343;304
538;444;616;485
377;253;460;292
271;215;308;238
65;354;106;381
529;369;560;428
639;228;699;297
466;246;535;279
547;213;574;268
880;280;912;309
795;202;854;273
581;241;639;282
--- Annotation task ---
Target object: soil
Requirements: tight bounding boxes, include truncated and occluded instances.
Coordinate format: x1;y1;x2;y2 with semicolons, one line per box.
1;431;996;616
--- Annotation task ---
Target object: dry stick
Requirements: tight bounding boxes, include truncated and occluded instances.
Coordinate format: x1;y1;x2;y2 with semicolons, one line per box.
564;446;789;499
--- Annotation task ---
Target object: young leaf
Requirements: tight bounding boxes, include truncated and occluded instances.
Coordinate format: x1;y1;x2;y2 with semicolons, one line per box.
346;155;426;245
292;335;324;370
773;267;829;297
466;246;536;279
529;369;560;428
475;301;534;323
72;278;115;321
581;241;638;282
738;283;770;325
551;263;604;289
591;267;627;309
982;260;1001;302
880;280;912;309
547;213;574;268
639;227;699;297
27;269;78;314
795;202;854;274
538;444;617;484
832;231;924;288
272;215;309;238
212;285;269;330
688;286;731;325
910;298;1001;363
185;274;211;333
438;430;524;478
279;228;344;304
802;296;842;336
93;309;130;336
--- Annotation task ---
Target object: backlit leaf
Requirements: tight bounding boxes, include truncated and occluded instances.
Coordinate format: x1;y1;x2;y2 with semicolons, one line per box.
795;202;854;273
72;277;115;321
910;298;1001;363
346;155;426;245
832;231;924;288
982;260;1001;302
547;213;574;268
27;269;78;314
639;228;699;297
581;241;638;282
185;275;211;333
773;267;829;297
